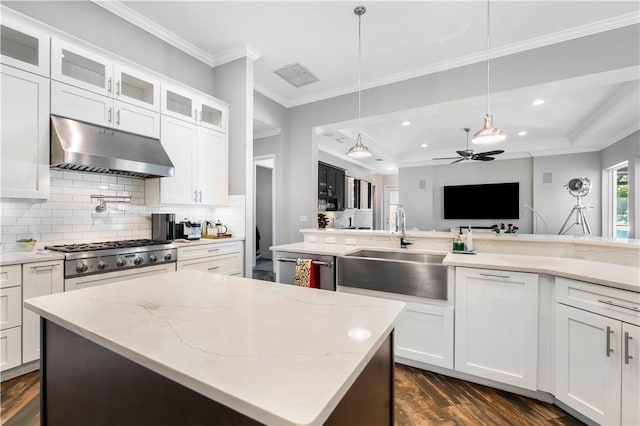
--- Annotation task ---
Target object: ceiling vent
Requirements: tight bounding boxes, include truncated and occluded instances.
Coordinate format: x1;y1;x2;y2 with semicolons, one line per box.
274;63;319;87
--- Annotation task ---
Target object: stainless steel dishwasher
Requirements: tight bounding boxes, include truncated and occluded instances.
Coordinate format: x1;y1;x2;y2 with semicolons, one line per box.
274;251;336;291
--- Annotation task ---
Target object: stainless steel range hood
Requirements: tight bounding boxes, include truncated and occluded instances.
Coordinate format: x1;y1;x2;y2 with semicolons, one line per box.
50;115;174;178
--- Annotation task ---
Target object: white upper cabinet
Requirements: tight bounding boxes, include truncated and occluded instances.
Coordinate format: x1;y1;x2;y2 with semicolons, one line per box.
0;17;50;77
161;82;228;134
196;126;228;205
161;82;196;123
114;63;160;112
52;39;161;115
51;80;111;127
197;97;228;133
51;39;113;97
1;65;50;199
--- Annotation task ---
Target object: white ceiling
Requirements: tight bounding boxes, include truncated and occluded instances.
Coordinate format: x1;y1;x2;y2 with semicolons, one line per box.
102;1;640;174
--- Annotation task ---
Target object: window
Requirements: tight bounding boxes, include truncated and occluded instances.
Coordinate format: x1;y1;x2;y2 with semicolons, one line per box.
606;162;628;239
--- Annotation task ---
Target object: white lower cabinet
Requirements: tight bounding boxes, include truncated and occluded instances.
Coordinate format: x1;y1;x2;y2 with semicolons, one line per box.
395;300;454;369
555;302;639;425
22;261;64;363
0;260;63;373
0;327;21;371
455;267;539;390
177;241;243;276
336;285;454;368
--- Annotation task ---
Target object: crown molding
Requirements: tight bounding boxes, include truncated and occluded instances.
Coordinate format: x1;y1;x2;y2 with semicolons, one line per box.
212;44;263;67
254;128;281;140
253;83;291;108
279;11;640;108
92;1;262;68
92;1;216;66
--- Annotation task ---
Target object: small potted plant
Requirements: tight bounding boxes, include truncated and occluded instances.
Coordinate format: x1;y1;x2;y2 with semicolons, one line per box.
490;223;505;234
16;238;37;252
505;224;519;234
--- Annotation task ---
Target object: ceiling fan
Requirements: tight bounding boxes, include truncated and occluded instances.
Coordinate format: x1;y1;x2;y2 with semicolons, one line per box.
433;128;504;164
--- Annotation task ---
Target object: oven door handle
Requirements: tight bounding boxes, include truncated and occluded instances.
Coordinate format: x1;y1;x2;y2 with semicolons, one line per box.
276;257;334;268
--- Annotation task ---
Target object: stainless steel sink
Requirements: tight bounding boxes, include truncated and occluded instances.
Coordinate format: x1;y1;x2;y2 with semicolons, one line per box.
337;250;447;300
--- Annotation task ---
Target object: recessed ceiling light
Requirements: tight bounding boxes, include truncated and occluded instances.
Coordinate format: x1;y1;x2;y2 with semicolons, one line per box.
532;99;545;106
401;121;411;126
421;143;428;148
517;131;527;136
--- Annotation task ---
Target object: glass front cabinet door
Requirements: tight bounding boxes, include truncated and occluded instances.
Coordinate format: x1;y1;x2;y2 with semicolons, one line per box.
0;17;50;77
114;64;161;112
51;39;113;97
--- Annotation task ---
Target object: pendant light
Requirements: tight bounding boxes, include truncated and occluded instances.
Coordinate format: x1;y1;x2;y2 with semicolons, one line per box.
347;6;372;158
472;0;506;145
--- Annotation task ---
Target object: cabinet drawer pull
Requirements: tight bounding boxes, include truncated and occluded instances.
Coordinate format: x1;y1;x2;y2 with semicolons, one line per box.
116;80;120;95
597;299;640;312
208;249;220;253
624;332;633;365
116;110;121;125
107;77;112;93
194;190;198;201
479;273;510;279
208;266;220;271
108;107;112;123
606;326;614;357
30;265;56;271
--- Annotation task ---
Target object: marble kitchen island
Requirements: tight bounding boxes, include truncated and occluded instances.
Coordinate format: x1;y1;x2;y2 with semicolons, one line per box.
24;270;405;426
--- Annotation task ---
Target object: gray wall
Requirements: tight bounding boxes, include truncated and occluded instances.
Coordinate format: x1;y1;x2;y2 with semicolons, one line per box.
600;131;640;238
214;58;254;274
254;92;290;244
4;1;216;95
399;158;533;232
533;152;602;236
255;166;273;259
284;25;639;243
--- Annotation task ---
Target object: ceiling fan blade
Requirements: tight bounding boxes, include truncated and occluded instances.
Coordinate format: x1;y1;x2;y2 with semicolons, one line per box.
455;150;470;157
433;157;462;160
473;156;495;161
476;150;504;156
451;158;465;164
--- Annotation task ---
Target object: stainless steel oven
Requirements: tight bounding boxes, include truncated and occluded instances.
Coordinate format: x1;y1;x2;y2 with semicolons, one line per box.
275;252;336;291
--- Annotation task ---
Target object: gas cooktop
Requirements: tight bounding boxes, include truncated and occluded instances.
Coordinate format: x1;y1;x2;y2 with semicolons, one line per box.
45;239;178;278
45;239;172;253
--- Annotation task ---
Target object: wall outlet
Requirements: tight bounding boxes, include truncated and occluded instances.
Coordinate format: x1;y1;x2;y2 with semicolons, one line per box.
325;237;335;243
299;216;308;222
307;236;317;242
345;238;357;245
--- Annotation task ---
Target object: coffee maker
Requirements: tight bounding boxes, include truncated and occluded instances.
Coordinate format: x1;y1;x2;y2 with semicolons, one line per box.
151;213;176;241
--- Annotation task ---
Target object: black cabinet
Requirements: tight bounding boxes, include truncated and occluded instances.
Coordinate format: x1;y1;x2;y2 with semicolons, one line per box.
318;162;345;211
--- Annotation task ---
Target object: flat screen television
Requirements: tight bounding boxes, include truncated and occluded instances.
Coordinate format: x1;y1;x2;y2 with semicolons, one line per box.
443;182;519;219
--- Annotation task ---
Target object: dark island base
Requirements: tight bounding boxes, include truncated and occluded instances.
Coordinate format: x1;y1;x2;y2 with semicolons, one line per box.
41;319;394;426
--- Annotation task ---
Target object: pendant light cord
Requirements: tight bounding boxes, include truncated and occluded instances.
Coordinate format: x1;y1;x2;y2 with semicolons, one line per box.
486;0;491;115
358;11;362;131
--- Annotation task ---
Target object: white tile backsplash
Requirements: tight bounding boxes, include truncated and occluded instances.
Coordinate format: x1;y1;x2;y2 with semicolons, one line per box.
0;170;246;250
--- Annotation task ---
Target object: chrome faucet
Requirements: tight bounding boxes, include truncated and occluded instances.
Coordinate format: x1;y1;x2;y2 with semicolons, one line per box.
396;205;413;248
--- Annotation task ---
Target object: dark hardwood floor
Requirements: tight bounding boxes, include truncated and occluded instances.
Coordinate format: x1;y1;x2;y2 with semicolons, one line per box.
1;365;583;425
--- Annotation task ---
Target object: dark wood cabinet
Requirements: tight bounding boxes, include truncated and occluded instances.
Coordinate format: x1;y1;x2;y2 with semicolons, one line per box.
318;162;345;211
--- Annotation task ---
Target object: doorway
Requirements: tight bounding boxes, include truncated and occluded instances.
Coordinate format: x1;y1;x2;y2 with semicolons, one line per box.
253;156;276;281
384;185;399;231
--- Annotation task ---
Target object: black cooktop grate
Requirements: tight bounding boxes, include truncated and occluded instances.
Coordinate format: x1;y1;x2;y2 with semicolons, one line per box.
45;239;172;253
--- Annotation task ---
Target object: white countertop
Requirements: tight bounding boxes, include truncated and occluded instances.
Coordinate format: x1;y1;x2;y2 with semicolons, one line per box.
25;270;405;425
444;253;640;293
270;242;358;256
172;237;244;247
0;250;65;266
